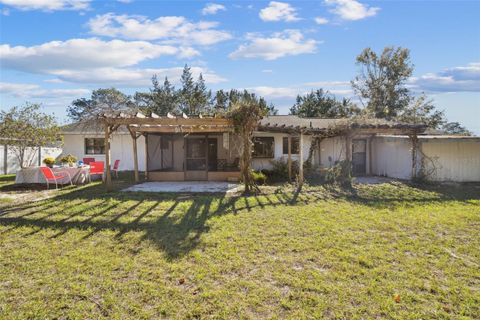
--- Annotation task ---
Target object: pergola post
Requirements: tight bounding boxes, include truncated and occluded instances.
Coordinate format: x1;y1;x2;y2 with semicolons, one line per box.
298;132;304;186
104;123;112;191
3;144;7;175
345;132;352;163
368;136;373;175
287;136;292;182
127;126;140;183
144;133;149;180
410;133;419;179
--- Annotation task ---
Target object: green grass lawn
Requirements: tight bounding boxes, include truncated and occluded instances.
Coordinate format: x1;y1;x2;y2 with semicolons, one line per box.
0;175;479;319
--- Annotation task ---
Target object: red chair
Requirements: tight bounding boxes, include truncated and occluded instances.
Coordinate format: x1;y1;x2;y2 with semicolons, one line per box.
83;157;95;165
112;160;120;178
88;161;104;182
41;167;72;189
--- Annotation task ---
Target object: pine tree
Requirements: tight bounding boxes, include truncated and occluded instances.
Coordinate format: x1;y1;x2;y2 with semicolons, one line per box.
180;64;195;114
192;73;212;115
214;89;228;114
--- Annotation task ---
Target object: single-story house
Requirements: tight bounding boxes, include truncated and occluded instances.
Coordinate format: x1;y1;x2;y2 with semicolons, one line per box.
61;114;480;183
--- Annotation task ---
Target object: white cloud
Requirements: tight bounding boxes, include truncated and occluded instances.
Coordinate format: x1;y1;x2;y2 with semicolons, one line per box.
117;0;132;3
325;0;379;21
229;30;317;60
0;0;90;11
0;82;90;99
87;13;232;45
303;81;350;87
202;3;226;15
0;38;198;75
262;69;273;73
248;86;301;98
247;81;354;99
49;66;226;87
1;7;10;15
410;62;480;93
259;1;300;22
315;17;329;25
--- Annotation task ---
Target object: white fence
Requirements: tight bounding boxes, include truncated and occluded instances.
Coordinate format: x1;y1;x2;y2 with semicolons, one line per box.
0;145;63;175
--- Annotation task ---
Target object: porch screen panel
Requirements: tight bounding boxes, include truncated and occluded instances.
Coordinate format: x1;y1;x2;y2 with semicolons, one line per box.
186;138;207;170
146;134;177;171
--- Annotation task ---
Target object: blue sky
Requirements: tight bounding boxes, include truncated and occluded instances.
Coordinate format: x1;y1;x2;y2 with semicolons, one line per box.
0;0;479;133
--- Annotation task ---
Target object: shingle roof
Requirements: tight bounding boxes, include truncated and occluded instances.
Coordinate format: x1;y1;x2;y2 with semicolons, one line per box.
62;120;129;134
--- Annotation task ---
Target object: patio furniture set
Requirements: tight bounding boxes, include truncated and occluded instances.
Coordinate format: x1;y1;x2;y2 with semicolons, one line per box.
15;158;121;189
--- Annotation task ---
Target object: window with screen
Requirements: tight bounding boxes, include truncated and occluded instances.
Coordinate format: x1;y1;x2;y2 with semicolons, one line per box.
282;137;300;154
85;138;105;155
253;137;274;158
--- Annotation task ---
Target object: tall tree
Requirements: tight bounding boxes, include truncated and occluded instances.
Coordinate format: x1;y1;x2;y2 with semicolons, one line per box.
68;88;133;121
289;89;360;118
213;89;229;114
215;89;277;115
0;104;61;168
351;46;413;119
179;64;196;114
397;94;445;129
134;76;179;115
442;122;472;136
192;73;212;114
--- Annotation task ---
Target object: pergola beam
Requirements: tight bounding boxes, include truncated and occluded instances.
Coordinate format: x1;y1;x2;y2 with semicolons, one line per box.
129;126;233;134
102;117;232;126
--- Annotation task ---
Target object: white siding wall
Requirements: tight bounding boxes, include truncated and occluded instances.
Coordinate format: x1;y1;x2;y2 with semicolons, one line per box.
318;136;347;168
63;133;146;171
372;136;480;182
372;136;412;180
421;139;480;182
251;132;313;171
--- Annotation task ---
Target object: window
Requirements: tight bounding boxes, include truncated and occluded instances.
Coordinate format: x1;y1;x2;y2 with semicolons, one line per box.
253;137;274;158
282;137;300;154
85;138;105;155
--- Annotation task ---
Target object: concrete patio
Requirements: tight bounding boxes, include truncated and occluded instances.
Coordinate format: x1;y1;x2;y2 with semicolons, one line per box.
122;181;241;193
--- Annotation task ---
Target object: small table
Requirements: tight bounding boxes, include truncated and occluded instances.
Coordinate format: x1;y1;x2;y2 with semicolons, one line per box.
15;166;91;185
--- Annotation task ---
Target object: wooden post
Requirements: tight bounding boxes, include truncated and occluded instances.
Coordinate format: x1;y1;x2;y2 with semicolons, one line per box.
144;133;149;180
287;136;292;182
298;133;304;186
317;138;322;167
104;124;112;191
368;136;373;175
38;146;41;167
127;127;140;183
345;132;352;176
205;134;209;180
345;133;352;163
4;144;8;175
410;134;418;179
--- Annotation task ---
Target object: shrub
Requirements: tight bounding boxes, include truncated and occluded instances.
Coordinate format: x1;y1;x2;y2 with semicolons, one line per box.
43;156;55;166
324;160;352;187
60;154;77;164
251;170;267;185
267;159;299;182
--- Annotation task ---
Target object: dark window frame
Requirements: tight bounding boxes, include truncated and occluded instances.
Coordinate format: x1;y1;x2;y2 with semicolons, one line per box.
253;137;275;158
84;138;105;155
282;137;300;155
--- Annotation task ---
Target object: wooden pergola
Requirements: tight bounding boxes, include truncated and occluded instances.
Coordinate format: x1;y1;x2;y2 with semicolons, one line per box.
99;112;427;190
258;119;427;185
100;112;234;190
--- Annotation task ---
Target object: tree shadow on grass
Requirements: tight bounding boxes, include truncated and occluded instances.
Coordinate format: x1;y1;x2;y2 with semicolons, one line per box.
1;176;479;259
